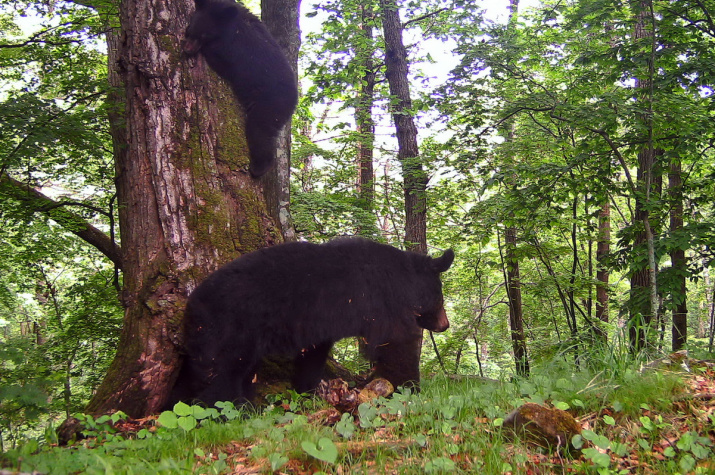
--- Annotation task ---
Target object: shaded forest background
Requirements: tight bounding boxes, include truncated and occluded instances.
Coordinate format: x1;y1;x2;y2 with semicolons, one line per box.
0;0;714;446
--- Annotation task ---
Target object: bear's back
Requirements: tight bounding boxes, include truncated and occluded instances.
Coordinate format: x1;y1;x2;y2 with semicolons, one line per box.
193;1;295;99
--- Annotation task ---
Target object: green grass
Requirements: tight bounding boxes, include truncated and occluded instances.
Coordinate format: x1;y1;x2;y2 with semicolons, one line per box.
2;363;711;474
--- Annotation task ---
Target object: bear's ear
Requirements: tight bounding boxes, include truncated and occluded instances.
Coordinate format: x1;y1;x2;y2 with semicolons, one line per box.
219;3;240;19
431;249;454;273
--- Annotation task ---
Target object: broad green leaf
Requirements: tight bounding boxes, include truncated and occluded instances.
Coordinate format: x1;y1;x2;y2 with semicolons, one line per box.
157;411;178;429
301;437;338;464
178;415;197;432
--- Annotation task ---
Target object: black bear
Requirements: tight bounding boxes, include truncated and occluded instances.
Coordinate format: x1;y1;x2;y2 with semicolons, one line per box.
171;237;454;406
182;0;298;177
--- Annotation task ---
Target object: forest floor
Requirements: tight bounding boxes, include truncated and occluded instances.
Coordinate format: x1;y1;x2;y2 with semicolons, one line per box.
2;358;714;474
208;364;715;474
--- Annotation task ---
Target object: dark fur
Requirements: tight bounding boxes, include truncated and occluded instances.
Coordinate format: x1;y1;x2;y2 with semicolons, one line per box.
170;237;454;406
183;0;298;177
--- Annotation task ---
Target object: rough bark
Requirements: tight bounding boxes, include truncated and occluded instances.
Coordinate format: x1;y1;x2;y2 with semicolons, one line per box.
669;156;687;351
378;0;427;381
379;0;427;254
629;148;660;351
86;0;278;418
261;0;301;242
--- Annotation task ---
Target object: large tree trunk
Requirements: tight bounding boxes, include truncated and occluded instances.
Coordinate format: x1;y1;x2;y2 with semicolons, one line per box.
380;0;427;254
669;156;687;350
261;0;301;242
86;0;278;418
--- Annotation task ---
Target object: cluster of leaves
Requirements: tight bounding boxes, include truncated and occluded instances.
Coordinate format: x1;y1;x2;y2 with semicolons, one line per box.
0;0;123;447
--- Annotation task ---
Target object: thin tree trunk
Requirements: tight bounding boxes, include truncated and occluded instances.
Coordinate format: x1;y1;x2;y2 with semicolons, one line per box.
595;200;610;340
500;0;529;377
261;0;301;242
379;0;427;383
355;3;377;224
628;0;661;352
708;282;715;352
379;0;427;254
504;227;530;377
569;191;580;361
669;156;687;350
86;0;279;418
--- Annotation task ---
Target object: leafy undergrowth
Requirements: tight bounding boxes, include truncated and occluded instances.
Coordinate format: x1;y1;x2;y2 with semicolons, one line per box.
2;365;714;474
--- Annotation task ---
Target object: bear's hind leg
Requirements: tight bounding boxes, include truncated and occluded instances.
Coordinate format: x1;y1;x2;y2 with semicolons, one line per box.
244;96;295;177
292;341;333;393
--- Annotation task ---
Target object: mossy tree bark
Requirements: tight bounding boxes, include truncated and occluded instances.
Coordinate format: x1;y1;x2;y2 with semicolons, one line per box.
85;0;279;418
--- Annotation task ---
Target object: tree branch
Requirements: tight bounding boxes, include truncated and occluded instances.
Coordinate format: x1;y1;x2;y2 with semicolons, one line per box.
0;174;123;269
0;22;86;49
402;8;449;29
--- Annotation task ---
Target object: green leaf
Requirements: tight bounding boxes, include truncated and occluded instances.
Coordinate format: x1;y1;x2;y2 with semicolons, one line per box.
110;411;127;424
679;454;696;472
191;406;212;420
691;443;711;459
335;413;355;439
583;448;610;468
639;416;654;431
178;415;197;432
578;430;605;449
424;457;456;472
611;442;629;457
173;401;192;417
268;453;289;471
301;437;338;464
553;400;569;410
358;403;378;428
677;432;694;450
157;411;178;429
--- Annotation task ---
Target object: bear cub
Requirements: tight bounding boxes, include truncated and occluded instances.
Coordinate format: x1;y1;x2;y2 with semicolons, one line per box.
183;0;298;177
170;237;454;407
